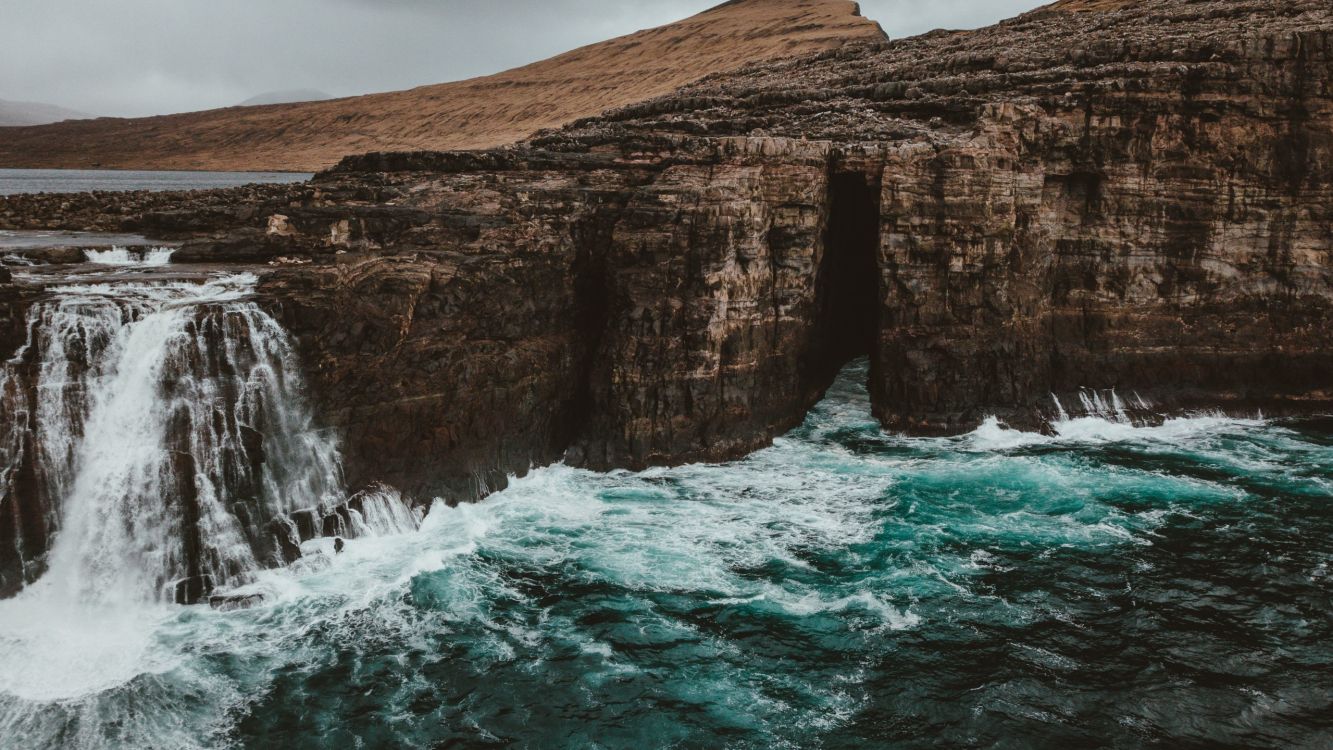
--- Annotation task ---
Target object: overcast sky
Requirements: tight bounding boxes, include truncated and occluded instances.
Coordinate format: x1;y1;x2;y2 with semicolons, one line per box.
1;0;1046;118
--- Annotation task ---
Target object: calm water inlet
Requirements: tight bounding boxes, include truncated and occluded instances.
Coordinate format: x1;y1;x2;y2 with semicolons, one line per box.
0;169;311;195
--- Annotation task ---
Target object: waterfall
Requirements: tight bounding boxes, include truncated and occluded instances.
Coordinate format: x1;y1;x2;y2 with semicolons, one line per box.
0;272;414;607
82;247;176;266
1069;388;1153;424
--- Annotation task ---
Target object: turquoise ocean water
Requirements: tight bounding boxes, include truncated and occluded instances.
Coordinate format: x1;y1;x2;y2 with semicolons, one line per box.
0;361;1329;748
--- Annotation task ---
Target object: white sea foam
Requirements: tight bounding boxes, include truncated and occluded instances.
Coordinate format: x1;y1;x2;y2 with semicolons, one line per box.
965;413;1266;451
762;588;922;630
0;596;176;702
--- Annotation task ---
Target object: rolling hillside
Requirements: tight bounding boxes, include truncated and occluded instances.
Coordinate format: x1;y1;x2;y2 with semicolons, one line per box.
0;0;885;172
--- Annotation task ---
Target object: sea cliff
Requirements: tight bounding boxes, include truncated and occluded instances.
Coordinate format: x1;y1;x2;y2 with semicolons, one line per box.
1;0;1330;585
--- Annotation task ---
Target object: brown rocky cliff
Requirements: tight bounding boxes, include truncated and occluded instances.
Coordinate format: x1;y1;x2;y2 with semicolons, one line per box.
244;142;855;498
0;0;884;173
572;0;1333;430
254;0;1327;498
1;0;1330;512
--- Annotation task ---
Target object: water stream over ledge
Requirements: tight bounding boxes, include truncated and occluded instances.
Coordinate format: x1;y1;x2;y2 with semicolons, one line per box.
0;259;420;603
0;341;1329;747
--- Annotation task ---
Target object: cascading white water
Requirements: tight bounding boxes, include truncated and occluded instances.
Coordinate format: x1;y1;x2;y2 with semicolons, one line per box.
0;272;423;607
26;275;341;603
82;247;176;266
0;269;423;703
348;485;424;538
1051;388;1155;426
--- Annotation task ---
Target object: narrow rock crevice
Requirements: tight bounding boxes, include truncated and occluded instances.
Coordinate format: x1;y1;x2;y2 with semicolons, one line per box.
803;170;882;395
560;214;617;460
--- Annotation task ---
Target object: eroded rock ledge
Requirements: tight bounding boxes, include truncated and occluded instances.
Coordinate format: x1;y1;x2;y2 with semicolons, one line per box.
2;0;1331;508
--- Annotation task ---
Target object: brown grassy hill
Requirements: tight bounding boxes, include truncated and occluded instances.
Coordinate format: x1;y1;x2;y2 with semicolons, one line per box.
0;0;884;173
1048;0;1140;10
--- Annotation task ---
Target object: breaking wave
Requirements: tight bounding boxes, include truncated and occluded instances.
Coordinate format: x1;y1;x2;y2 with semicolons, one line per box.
82;247;176;266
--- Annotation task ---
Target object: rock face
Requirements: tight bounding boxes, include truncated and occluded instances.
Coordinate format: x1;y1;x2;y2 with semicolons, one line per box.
248;142;853;499
1;0;1330;529
0;183;304;234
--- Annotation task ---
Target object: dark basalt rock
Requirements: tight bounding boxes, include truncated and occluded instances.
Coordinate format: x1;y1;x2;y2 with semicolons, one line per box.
321;511;347;539
209;592;264;611
174;575;215;606
0;247;86;265
264;517;303;566
290;509;321;542
173;231;293;264
0;184;305;234
0;0;1330;520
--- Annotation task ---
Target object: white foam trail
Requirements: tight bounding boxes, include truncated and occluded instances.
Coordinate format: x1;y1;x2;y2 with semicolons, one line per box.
966;412;1266;451
82;246;176;266
759;587;921;630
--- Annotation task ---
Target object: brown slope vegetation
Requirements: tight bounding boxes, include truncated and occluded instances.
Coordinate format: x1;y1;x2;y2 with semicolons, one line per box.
0;0;884;173
1049;0;1141;10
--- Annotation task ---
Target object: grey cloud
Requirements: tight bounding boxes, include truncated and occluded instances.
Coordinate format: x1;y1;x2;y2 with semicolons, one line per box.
1;1;1047;119
859;0;1048;38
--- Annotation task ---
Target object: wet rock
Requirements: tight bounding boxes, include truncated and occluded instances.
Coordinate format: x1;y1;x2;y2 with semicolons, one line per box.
170;449;209;606
238;424;265;475
2;247;86;265
321;511;347;539
209;593;264;611
264;516;303;566
290;509;320;542
174;575;215;605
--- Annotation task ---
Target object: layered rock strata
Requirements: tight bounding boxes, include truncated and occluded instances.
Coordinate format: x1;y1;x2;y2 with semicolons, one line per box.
1;0;1330;576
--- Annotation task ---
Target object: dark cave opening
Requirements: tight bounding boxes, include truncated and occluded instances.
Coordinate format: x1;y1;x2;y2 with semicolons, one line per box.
803;171;882;391
559;215;616;462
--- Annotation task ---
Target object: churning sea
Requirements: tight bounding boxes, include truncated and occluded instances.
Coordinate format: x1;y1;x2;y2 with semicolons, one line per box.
0;360;1329;748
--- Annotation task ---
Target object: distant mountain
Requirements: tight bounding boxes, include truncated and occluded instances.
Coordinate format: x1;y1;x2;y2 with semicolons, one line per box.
0;0;886;172
238;89;334;107
0;99;91;127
